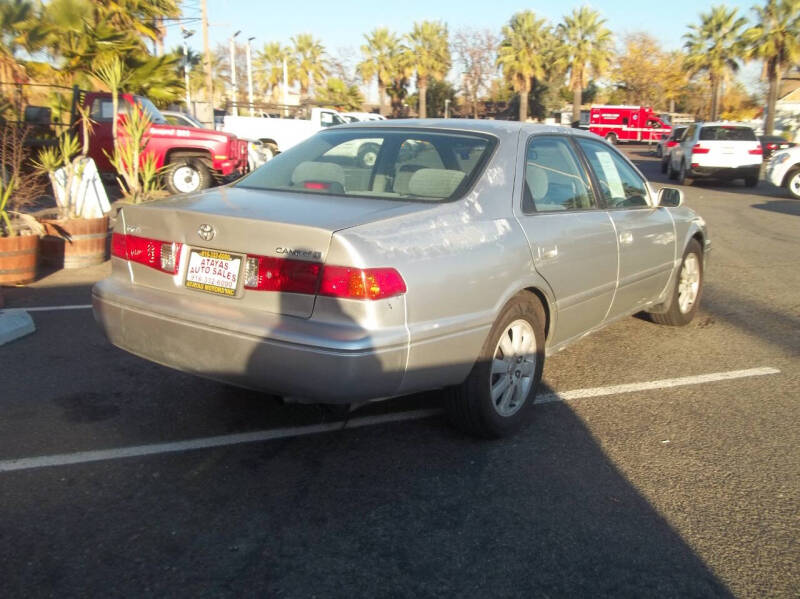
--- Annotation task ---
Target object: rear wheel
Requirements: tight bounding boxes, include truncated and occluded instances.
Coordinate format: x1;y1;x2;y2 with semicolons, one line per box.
605;133;618;145
678;161;693;186
445;293;545;438
165;157;211;195
660;156;669;174
785;167;800;199
744;175;758;187
656;145;663;158
357;142;381;167
651;239;703;326
263;142;278;161
667;158;678;180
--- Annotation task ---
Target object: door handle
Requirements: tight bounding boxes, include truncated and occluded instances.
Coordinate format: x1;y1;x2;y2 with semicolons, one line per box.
619;231;634;245
540;246;558;259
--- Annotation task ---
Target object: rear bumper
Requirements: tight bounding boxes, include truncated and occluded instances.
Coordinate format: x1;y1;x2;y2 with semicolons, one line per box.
689;164;760;179
92;278;407;403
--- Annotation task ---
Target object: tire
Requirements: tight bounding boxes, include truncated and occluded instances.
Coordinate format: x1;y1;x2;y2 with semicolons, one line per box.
356;142;380;167
651;239;703;326
744;175;758;187
678;161;693;186
660;156;668;174
784;167;800;199
445;293;545;438
605;133;618;145
165;157;211;195
667;158;677;180
656;146;663;158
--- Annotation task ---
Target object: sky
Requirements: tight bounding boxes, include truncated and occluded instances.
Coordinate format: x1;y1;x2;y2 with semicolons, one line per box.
167;0;764;92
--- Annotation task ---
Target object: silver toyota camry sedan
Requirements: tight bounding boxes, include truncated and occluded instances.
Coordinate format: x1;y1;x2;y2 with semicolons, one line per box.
93;120;709;438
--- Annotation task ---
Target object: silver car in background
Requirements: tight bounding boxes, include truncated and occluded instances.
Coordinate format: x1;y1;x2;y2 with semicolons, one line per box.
93;120;709;438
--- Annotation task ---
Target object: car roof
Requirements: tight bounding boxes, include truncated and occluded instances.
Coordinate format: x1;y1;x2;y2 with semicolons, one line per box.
330;118;599;140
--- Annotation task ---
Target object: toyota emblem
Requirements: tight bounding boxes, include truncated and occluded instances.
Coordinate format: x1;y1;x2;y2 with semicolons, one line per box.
197;224;215;241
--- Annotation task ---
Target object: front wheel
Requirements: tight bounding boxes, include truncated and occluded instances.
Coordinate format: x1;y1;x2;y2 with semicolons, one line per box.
651;239;703;326
165;157;211;195
605;133;618;145
445;293;545;438
785;167;800;199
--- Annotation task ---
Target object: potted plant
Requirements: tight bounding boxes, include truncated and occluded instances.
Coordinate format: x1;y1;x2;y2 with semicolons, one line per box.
34;108;110;270
0;124;46;285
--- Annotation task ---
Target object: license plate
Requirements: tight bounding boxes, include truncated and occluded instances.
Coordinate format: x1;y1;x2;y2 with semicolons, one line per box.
185;249;242;297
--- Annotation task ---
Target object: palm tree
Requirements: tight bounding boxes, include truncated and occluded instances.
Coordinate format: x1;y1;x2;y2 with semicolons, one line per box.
496;11;551;122
291;33;327;99
358;27;403;116
257;41;292;103
558;7;613;124
683;5;747;121
742;0;800;134
406;21;450;118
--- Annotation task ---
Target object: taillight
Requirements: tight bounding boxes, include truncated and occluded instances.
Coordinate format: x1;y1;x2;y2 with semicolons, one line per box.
244;255;321;294
303;182;330;190
692;144;709;154
319;266;406;300
111;232;182;274
666;141;678;148
749;145;763;155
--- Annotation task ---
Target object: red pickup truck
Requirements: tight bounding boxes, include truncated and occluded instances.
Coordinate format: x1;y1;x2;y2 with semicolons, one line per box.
76;90;248;194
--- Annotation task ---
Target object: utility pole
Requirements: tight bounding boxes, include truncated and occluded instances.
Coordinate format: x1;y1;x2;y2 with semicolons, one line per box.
202;0;213;113
230;30;241;116
182;29;195;115
246;36;255;117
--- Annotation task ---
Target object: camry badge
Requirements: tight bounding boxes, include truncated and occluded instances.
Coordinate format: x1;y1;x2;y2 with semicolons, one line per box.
197;224;215;241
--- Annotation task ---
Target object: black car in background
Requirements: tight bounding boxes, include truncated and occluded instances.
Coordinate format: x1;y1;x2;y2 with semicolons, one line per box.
759;135;796;160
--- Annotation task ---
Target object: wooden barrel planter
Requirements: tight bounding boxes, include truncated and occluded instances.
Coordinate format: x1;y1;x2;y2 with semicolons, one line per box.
0;233;39;284
40;216;110;270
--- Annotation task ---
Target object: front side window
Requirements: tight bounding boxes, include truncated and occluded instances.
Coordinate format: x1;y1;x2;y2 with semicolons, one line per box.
576;138;650;208
523;136;595;213
238;129;495;202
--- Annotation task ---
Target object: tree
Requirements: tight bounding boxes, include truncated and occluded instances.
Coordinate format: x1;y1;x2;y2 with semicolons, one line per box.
406;21;450;118
683;5;747;121
558;6;613;123
614;33;666;105
660;50;689;113
315;77;364;111
291;33;327;98
358;27;404;115
453;28;497;119
742;0;800;134
257;41;292;102
496;11;551;122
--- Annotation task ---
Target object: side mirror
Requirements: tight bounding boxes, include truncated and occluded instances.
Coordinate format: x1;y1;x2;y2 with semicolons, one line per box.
657;187;683;208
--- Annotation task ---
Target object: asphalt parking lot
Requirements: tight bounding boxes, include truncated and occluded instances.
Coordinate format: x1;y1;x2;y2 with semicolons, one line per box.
2;146;798;598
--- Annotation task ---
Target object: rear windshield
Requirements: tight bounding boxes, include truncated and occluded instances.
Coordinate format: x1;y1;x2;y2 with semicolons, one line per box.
237;128;496;202
699;126;756;141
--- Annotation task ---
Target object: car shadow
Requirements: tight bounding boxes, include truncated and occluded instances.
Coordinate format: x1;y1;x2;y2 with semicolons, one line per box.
752;198;800;216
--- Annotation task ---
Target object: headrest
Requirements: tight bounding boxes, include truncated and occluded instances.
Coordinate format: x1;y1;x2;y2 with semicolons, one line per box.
407;168;466;198
291;161;346;187
526;164;548;201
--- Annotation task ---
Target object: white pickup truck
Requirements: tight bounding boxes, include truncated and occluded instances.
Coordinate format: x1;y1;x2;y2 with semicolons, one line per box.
221;108;348;160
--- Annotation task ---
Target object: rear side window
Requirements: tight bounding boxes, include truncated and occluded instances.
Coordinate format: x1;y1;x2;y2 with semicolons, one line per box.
523;136;595;212
699;126;757;141
238;129;496;202
576;138;650;208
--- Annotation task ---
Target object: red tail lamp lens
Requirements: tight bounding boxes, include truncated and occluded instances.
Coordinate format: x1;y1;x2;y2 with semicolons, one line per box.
303;181;330;190
748;145;763;155
666;141;678;148
111;233;181;274
320;266;406;300
244;255;321;294
691;144;709;154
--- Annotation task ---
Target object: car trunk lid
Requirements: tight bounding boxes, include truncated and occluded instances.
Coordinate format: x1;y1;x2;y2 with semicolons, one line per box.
114;187;428;318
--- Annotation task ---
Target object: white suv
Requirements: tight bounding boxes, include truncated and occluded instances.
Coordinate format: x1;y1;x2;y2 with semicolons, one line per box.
766;146;800;199
667;122;762;187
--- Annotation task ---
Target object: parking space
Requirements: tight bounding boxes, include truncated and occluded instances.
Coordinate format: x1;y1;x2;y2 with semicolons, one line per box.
1;146;798;597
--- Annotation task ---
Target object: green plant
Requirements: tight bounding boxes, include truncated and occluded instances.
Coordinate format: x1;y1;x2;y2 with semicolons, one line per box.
33;132;82;219
0;173;42;237
106;102;163;203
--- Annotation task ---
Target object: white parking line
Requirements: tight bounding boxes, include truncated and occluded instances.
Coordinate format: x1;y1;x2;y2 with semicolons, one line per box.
0;366;781;473
6;304;92;313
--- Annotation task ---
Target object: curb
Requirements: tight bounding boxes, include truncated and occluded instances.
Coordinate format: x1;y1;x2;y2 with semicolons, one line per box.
0;309;36;346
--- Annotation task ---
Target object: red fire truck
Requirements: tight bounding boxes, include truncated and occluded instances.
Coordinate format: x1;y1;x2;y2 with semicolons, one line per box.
589;105;672;144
